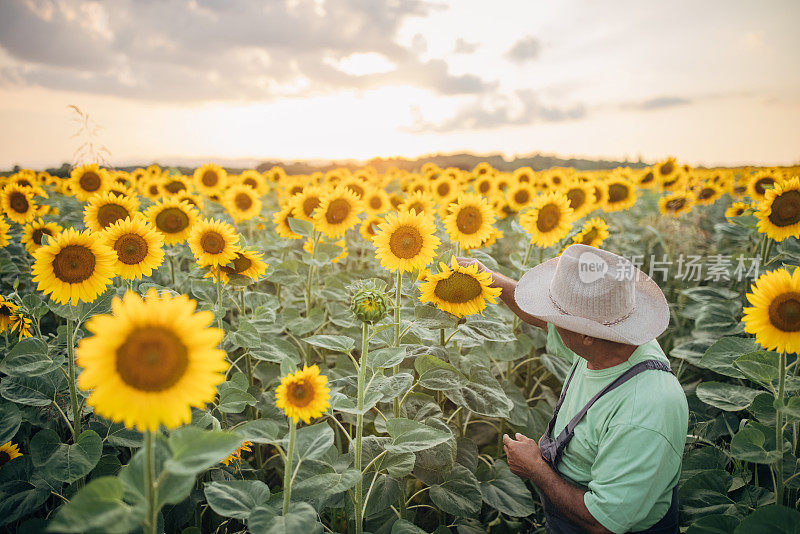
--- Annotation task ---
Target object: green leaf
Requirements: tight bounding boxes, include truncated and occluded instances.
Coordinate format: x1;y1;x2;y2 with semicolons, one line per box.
696;381;761;411
679;470;736;520
699;337;756;378
429;465;482;517
204;480;271;520
366;347;406;369
475;460;534;517
385;418;451;454
734;351;780;386
229;320;262;349
286;217;313;237
30;429;102;484
0;368;66;406
686;514;741;534
165;427;245;475
247;502;322;534
302;335;355;353
415;354;468;391
250;337;300;364
730;424;782;464
291;467;360;500
457;319;516;344
293;423;334;461
0;402;21;444
0;482;49;528
216;374;257;414
238;419;282;444
376;373;414;402
779;396;800;422
363;474;401;518
733;504;800;534
47;477;140;533
76;288;116;322
443;366;512;418
391;520;427;534
413;305;458;329
0;338;61;377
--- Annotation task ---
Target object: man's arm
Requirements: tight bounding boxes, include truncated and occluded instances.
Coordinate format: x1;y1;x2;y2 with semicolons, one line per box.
503;434;613;534
456;257;547;330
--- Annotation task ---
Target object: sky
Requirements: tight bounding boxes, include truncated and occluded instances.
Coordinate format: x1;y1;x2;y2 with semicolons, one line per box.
0;0;798;170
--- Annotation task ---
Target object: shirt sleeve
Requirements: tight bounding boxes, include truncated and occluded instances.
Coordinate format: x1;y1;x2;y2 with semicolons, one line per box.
546;323;576;366
583;424;681;534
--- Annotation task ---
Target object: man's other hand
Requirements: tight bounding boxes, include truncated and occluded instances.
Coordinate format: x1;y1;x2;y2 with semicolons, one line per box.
503;433;548;482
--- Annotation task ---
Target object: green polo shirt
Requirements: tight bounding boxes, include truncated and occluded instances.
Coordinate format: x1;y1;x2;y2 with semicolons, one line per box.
544;324;689;533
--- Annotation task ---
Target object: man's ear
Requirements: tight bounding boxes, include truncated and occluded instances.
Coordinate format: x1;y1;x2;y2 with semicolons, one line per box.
582;335;594;346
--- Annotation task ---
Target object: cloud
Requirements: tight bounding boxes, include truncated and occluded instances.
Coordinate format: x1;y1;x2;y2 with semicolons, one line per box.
505;35;541;63
0;0;491;101
627;96;693;110
453;38;479;54
406;89;586;133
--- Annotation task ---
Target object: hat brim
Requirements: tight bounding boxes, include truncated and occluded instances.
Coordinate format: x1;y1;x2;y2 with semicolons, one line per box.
514;256;670;346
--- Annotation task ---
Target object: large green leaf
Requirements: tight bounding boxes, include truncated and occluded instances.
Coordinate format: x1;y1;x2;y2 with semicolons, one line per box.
250;337;301;364
696;381;761;411
0;338;61;377
204;480;271;520
679;470;736;520
385;418;451;454
429;464;482;517
229;320;262;349
302;334;355;353
367;347;407;369
165;427;245;475
415;354;468;391
0;481;49;528
30;429;102;484
443;366;512;418
0;368;66;406
247;502;322;534
0;401;21;444
733;504;800;534
293;422;335;461
475;460;534;517
734;351;780;386
238;419;282;444
699;337;756;378
391;520;427;534
47;476;140;533
118;433;194;510
216;373;257;414
729;424;782;464
686;514;741;534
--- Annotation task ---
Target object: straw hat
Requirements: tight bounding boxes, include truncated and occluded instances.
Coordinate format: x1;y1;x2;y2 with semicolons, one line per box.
514;244;669;345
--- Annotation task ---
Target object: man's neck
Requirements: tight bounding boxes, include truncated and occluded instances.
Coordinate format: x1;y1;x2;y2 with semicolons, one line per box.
583;345;638;370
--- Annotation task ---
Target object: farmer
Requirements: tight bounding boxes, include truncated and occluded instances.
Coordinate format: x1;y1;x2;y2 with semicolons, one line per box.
457;244;688;534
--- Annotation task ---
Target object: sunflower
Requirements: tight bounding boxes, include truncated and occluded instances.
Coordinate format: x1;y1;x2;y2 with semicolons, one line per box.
359;215;383;240
443;193;496;249
0;442;23;469
373;209;440;272
107;184;140;204
726;201;750;219
742;268;800;353
472;162;494;176
138;176;164;200
221;441;253;466
747;171;778;202
303;237;348;263
431;175;459;205
288;185;325;223
636;168;657;189
31;228;117;305
21;219;63;254
342;177;368;200
513;167;535;185
569;217;609;248
312;187;364;238
193;163;228;197
474;174;496;197
238;170;269;196
76;289;227;431
363;187;392;215
478;226;503;248
187;218;241;268
603;178;637;212
562;181;597;219
10;313;33;341
83;192;139;233
694;182;725;206
70;164;110;201
145;198;199;245
0;296;20;332
755;178;800;241
101;216;165;280
419;256;501;318
519;191;574;247
208;249;268;283
275;364;330;424
1;184;37;224
0;217;10;248
174;192;205;212
658;193;694;217
654;157;678;185
505;184;535;212
398;190;436;217
224;184;262;223
273;204;303;240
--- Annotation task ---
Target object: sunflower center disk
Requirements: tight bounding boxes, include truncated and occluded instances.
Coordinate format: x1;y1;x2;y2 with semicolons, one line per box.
389;226;424;259
116;327;189;392
165;181;186;193
200;232;226;254
52;245;97;284
698;188;715;200
514;190;530;205
221;253;252;275
434;272;483;303
325;199;352;224
303;198;321;217
114;234;148;265
768;190;800;227
536;204;561;232
479;182;490;193
347;184;364;198
97;204;130;228
607;184;629;203
32;228;51;245
768;292;800;332
9;191;29;213
232;194;251;211
456;206;483;234
155;208;189;233
80;172;101;192
666;198;686;211
642;172;654;184
243;178;258;189
567;189;585;209
287;380;314;407
437;183;450;196
202;171;219;187
755;178;774;196
408;202;424;214
581;228;599;244
370;197;382;209
660;162;674;176
0;451;10;468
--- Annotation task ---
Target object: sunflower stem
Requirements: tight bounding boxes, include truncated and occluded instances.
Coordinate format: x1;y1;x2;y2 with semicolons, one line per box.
66;317;81;441
143;430;159;534
392;269;402;419
440;328;445;347
512;242;535;333
282;418;297;515
168;254;176;287
775;350;786;505
215;270;224;332
354;322;368;534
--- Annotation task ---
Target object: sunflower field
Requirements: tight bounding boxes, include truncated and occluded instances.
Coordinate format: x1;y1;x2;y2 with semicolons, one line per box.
1;160;800;533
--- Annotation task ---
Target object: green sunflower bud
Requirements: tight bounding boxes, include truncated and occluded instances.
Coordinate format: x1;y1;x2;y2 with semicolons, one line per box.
349;279;390;323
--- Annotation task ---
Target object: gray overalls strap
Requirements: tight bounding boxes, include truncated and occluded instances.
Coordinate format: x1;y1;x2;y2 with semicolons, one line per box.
537;359;680;534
